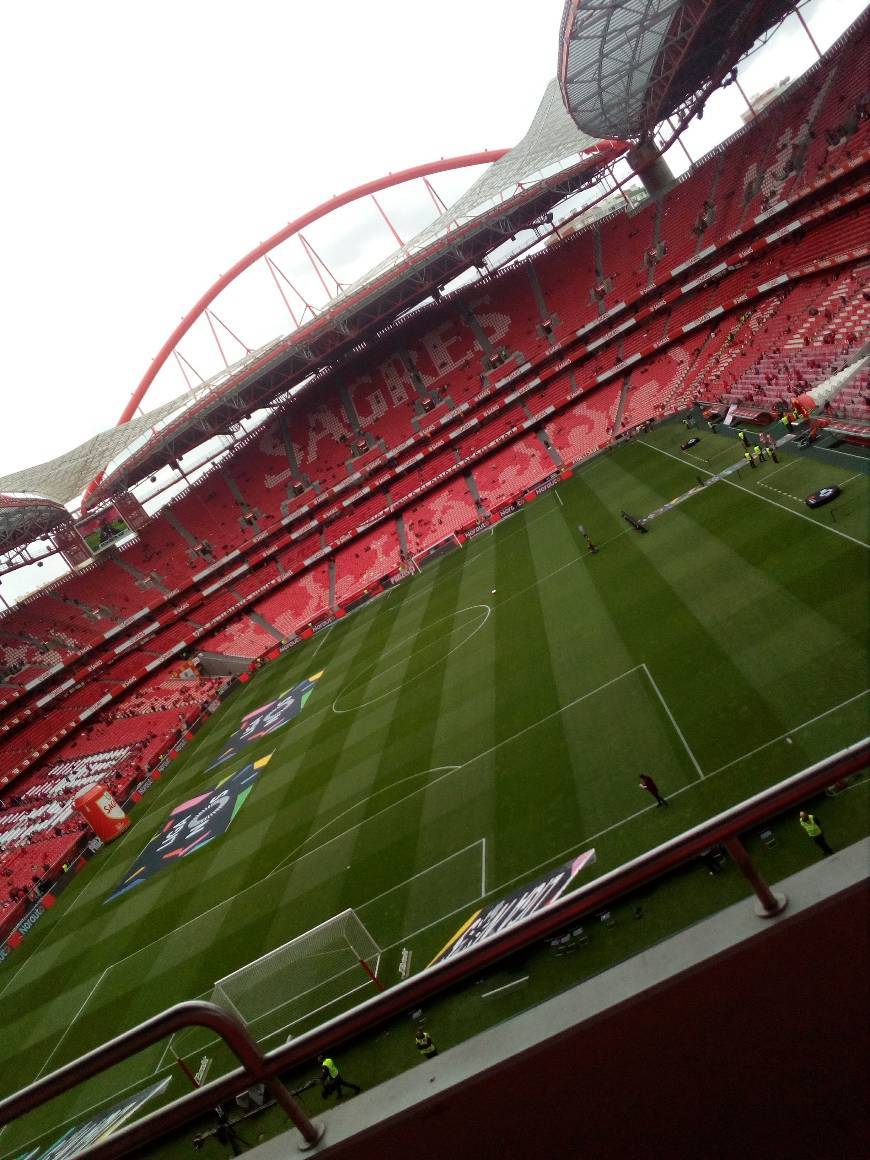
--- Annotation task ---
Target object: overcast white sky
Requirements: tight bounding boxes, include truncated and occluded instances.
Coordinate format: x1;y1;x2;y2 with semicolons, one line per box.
0;0;866;482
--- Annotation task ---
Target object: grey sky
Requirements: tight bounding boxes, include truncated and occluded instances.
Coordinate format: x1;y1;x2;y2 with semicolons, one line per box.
0;0;865;484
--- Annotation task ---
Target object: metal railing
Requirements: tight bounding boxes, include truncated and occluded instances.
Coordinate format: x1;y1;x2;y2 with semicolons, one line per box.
1;738;866;1158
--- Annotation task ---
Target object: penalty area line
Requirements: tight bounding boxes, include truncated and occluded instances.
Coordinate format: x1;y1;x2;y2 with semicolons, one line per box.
641;663;703;779
31;965;109;1085
486;686;870;902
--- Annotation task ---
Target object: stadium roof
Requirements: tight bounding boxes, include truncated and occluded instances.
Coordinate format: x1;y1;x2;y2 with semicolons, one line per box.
0;492;72;556
0;394;190;506
558;0;798;140
75;80;626;510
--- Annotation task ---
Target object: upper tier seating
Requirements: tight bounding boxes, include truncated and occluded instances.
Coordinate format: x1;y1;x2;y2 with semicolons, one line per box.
2;18;869;904
334;525;401;605
403;478;481;555
471;435;558;511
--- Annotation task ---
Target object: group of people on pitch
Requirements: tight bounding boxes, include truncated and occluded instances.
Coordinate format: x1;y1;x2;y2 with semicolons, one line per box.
317;1028;437;1101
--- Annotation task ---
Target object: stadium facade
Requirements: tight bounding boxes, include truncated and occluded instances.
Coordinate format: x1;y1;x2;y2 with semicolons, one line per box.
0;2;868;1155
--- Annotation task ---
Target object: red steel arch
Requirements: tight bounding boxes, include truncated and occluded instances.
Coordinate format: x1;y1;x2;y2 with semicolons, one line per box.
121;151;509;427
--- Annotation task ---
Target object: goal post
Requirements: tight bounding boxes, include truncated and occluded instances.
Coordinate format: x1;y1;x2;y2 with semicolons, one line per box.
411;532;463;571
212;909;383;1037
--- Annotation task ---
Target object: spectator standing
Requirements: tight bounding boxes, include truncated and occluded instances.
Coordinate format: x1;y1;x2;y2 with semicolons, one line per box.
639;774;668;808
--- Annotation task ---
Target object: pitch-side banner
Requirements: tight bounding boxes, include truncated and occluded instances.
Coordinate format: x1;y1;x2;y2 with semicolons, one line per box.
428;850;597;967
106;756;273;902
206;672;323;770
15;1077;171;1159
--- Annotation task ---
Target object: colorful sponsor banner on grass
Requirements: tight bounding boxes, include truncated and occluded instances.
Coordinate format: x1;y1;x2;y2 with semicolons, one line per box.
428;850;597;967
206;672;323;770
106;755;273;902
16;1077;172;1159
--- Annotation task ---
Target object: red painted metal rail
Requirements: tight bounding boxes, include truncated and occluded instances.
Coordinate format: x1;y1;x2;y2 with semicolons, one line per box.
1;739;866;1158
121;152;509;427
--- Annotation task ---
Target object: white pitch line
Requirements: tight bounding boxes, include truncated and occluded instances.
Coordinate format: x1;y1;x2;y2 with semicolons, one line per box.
268;765;461;877
554;489;564;507
641;663;704;779
9;1065;182;1158
637;439;869;549
20;680;867;1119
705;689;870;777
759;459;798;483
355;838;485;915
816;444;870;461
484;686;870;901
57;670;646;984
332;604;491;714
312;623;334;658
32;966;109;1084
481;977;529;999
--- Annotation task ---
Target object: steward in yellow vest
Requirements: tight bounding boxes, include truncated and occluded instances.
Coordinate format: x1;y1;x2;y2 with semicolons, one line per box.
799;811;833;857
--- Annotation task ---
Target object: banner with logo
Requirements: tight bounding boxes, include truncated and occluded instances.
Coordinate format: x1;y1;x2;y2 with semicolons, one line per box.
15;1077;172;1159
428;849;597;966
206;672;323;770
106;755;273;902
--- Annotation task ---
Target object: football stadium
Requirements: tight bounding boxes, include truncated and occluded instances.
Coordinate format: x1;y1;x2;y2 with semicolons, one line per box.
0;3;868;1158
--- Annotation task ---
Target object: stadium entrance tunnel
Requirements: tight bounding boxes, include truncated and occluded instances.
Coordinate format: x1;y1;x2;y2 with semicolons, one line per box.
331;604;491;715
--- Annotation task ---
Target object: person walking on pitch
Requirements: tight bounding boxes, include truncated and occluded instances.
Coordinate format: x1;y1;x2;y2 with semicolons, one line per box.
318;1054;361;1099
639;774;668;807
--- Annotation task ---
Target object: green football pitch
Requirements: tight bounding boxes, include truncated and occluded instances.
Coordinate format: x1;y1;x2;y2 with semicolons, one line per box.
1;423;868;1158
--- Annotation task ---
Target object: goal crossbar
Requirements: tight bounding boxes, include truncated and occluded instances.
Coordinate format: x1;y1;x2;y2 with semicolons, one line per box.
212;909;383;1031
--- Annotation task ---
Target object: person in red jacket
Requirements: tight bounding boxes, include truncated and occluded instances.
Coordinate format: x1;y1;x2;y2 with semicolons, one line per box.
639;774;668;808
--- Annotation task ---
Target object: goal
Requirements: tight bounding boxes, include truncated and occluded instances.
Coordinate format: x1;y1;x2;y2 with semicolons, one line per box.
212;909;382;1039
411;532;463;571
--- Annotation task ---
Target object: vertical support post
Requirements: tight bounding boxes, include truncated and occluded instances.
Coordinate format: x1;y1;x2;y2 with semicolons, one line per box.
206;311;229;369
265;1078;325;1150
734;79;756;121
795;7;822;58
265;256;300;328
667;117;694;167
358;957;386;992
299;234;334;301
724;836;787;917
370;194;404;248
172;1050;200;1089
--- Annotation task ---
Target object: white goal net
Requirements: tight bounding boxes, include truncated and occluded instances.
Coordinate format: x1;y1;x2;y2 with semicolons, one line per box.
212;909;382;1040
411;532;463;571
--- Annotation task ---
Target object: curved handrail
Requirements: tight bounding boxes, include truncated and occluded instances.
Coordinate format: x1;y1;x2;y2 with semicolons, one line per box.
0;1000;322;1150
1;740;866;1159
